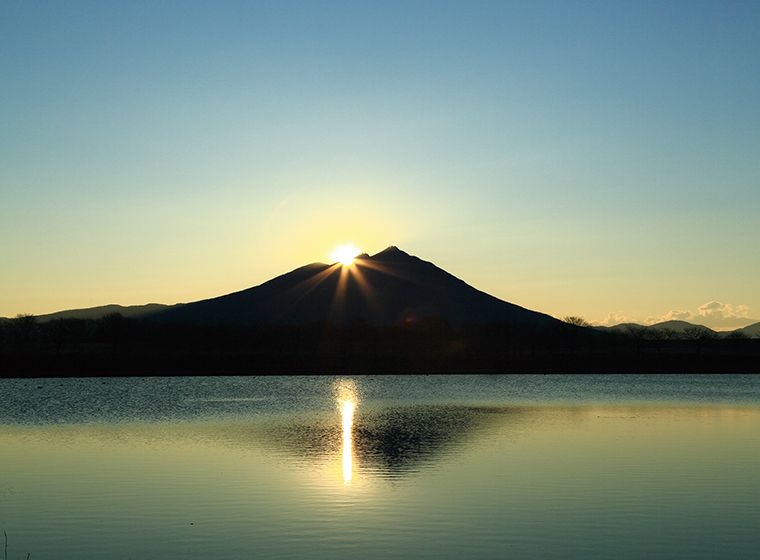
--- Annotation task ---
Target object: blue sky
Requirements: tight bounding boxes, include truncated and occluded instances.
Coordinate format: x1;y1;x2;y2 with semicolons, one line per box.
2;1;759;328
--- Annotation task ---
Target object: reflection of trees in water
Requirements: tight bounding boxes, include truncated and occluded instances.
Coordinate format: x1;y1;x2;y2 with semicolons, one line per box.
257;405;529;477
355;407;487;473
25;405;534;479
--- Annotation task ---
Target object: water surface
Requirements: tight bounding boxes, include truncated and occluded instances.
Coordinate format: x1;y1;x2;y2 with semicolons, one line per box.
1;374;758;559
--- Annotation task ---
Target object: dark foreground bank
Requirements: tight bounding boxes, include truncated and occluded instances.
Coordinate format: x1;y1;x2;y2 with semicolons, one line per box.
1;314;759;375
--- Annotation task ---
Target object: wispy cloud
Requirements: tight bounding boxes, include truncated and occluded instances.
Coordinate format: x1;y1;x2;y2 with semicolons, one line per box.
656;309;693;322
696;301;751;323
600;302;757;330
652;301;756;330
594;312;631;326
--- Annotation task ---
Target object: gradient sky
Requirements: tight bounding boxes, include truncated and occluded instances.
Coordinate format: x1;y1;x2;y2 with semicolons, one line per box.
2;1;759;329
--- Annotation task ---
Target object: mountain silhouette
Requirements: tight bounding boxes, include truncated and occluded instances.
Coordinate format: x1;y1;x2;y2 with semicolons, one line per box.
648;320;713;334
597;320;719;339
597;319;760;339
34;303;173;322
148;246;562;328
4;247;760;374
737;322;760;338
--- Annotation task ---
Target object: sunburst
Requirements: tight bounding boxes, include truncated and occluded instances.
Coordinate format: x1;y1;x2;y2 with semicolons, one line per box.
329;243;361;266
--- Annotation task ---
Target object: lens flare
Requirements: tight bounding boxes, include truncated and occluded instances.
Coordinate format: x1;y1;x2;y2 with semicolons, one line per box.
330;244;361;266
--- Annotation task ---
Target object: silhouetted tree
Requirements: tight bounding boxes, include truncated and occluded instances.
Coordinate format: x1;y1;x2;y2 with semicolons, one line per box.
563;316;591;327
684;326;717;340
643;328;666;341
46;318;91;353
9;314;38;343
659;328;679;341
625;325;648;339
94;313;131;345
725;330;748;340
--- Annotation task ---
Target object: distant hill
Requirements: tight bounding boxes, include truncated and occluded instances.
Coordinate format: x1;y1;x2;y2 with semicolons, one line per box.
596;323;647;334
4;248;760;374
150;246;564;329
597;319;760;339
34;303;173;322
648;320;714;335
736;322;760;338
595;320;716;338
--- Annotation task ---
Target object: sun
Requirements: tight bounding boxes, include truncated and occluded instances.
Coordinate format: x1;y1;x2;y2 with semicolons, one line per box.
330;243;361;266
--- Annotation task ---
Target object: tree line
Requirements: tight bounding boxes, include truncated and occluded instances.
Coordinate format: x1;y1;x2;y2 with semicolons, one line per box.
1;313;758;375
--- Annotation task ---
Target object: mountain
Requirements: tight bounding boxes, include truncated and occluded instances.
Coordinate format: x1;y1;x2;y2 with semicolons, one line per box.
149;246;563;329
596;320;717;338
35;303;173;322
595;322;647;334
648;320;715;335
736;322;760;338
598;319;760;339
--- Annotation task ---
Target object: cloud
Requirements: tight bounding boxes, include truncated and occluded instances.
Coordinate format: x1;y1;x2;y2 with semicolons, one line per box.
593;312;630;326
653;301;755;330
696;301;750;321
604;302;757;331
657;310;693;322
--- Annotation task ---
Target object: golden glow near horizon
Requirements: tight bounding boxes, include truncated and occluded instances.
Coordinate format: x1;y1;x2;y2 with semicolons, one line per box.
329;243;362;266
336;379;359;484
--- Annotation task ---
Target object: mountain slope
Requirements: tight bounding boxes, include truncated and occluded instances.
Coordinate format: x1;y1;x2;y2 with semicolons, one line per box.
35;303;173;322
150;246;563;328
736;322;760;338
648;320;714;334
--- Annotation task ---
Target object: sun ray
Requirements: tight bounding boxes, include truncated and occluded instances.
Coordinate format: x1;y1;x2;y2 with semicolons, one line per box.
273;246;409;326
328;263;351;321
352;257;420;285
329;244;361;266
348;261;381;316
273;264;342;322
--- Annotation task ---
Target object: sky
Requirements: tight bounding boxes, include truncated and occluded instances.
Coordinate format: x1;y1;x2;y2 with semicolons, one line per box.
2;0;759;329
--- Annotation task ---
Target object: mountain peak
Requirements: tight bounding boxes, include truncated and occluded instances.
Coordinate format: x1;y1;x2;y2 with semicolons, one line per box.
149;246;562;329
371;246;410;260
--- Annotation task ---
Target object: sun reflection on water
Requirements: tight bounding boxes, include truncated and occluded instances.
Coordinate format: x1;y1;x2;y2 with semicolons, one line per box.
336;379;358;485
341;400;354;484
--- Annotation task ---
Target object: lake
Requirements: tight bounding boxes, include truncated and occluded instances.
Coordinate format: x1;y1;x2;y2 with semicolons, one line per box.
1;374;759;559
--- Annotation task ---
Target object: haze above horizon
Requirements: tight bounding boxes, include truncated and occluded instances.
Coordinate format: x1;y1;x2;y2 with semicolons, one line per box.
2;1;759;329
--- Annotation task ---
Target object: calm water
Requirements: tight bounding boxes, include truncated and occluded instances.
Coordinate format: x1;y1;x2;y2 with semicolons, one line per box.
1;374;759;559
